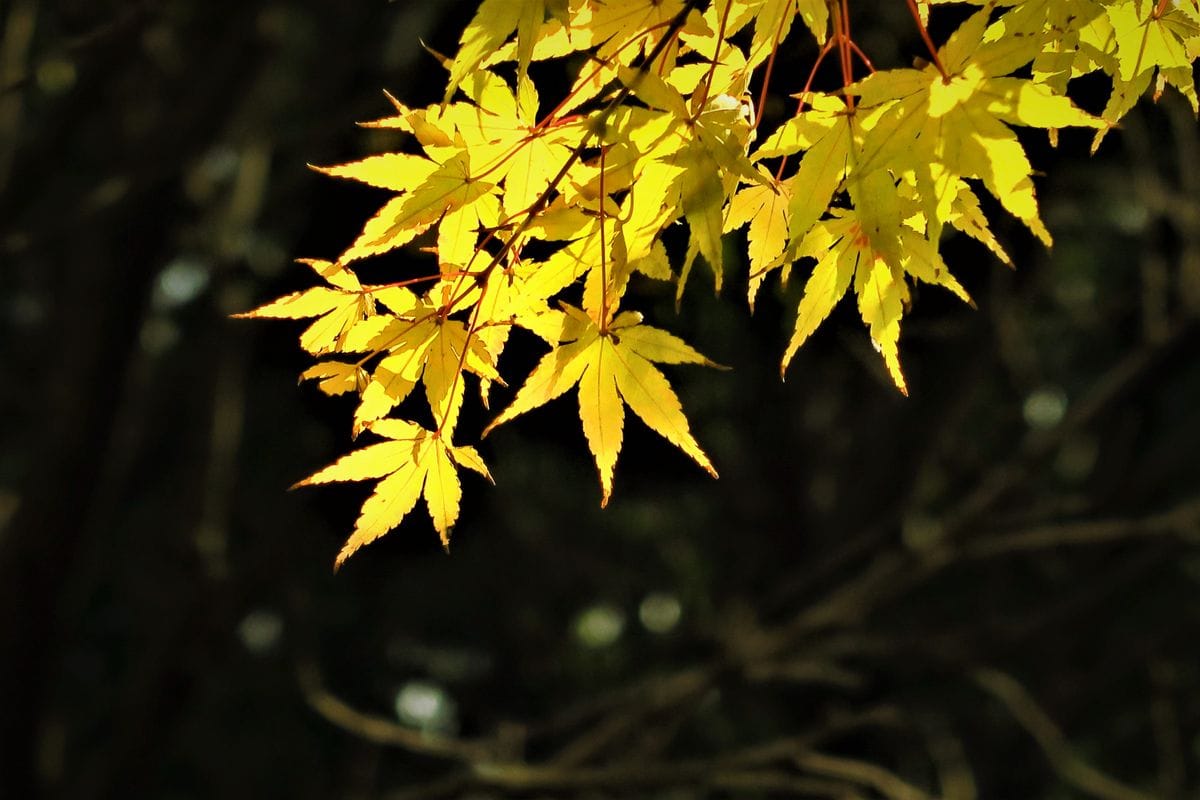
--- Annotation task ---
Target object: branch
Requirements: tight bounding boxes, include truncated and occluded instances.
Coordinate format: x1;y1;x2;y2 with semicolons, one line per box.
708;770;861;796
796;750;931;800
954;498;1200;561
942;322;1198;537
296;661;493;763
974;669;1157;800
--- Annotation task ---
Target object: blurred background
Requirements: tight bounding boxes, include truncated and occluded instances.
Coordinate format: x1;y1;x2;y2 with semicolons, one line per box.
2;1;1199;798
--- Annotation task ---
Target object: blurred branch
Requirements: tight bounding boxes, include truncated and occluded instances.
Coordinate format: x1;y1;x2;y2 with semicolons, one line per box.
707;771;860;796
548;666;712;766
1149;661;1187;799
0;4;146;98
719;705;906;768
795;751;931;800
943;321;1198;536
974;669;1157;800
296;660;494;763
922;720;978;800
381;696;905;798
953;498;1200;561
757;322;1200;667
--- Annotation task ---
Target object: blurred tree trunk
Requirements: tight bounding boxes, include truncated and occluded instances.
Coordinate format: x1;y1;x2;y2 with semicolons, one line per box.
0;206;163;796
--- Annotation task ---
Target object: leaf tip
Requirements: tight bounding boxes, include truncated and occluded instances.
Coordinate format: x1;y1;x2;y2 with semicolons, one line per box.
382;88;404;111
778;352;795;381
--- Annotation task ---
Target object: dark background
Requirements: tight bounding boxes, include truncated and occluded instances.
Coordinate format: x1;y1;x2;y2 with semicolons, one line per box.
2;1;1199;798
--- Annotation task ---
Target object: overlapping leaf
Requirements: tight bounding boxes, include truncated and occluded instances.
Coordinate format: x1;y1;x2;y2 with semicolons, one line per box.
241;0;1198;563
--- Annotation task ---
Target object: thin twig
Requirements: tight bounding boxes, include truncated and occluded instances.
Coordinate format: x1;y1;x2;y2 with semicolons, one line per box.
974;669;1157;800
904;0;948;79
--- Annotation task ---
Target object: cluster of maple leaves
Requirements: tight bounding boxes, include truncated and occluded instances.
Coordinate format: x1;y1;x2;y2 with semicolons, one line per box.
240;0;1200;565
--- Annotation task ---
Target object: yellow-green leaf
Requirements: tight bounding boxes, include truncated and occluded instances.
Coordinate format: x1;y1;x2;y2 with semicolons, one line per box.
423;441;462;548
487;309;718;506
781;222;858;372
856;256;908;395
301;361;366;396
314;153;439;193
578;336;625;506
296;421;489;566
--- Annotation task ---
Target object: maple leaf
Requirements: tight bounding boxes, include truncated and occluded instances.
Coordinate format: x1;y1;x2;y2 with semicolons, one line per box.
444;0;549;101
745;0;829;69
673;13;755;100
314;152;439;193
352;304;501;436
780;201;970;394
984;0;1108;97
753;92;853;256
246;0;1199;560
725;172;792;307
444;70;577;217
851;7;1102;246
679;144;726;285
484;306;719;506
297;419;493;566
589;0;689;63
300;361;368;396
1089;0;1200;150
339;153;497;264
610;72;761;293
234;259;376;355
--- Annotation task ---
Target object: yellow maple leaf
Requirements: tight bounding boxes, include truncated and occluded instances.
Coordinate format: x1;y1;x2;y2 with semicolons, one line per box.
1089;1;1200;150
352;307;501;436
744;0;829;69
725;172;792;307
753;92;852;257
234;259;376;355
300;361;368;396
444;0;547;101
484;306;719;506
589;0;688;63
313;152;439;193
984;0;1108;97
851;7;1102;246
608;77;760;294
679;144;726;286
339;153;497;264
296;419;493;565
781;200;971;394
443;70;577;217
